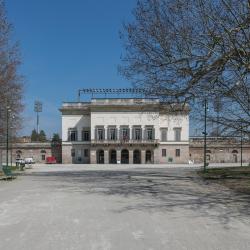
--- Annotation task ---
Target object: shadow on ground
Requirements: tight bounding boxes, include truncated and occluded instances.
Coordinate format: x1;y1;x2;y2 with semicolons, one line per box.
26;168;250;226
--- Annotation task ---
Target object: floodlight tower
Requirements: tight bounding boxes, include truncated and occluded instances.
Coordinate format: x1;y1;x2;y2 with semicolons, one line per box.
34;101;42;134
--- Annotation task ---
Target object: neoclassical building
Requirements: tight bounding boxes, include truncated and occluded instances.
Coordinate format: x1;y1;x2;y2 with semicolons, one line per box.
60;98;189;164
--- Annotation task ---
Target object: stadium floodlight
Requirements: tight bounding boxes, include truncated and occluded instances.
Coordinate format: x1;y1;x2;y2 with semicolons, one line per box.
34;101;42;134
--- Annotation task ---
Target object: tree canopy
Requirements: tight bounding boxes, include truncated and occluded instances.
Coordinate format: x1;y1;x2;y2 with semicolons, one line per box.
0;0;23;141
120;0;250;136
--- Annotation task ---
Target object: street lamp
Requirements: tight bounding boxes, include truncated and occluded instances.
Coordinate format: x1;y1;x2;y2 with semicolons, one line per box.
10;116;15;167
202;97;208;172
6;106;11;168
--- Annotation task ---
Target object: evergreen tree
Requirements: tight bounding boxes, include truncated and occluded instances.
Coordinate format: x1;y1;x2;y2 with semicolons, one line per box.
39;130;47;142
52;133;61;142
31;129;38;142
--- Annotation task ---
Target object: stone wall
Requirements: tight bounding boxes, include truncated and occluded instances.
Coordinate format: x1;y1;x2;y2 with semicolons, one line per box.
190;137;250;164
0;142;62;164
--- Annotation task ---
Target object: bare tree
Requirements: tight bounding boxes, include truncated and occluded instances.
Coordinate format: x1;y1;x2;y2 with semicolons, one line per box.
0;0;23;142
119;0;250;135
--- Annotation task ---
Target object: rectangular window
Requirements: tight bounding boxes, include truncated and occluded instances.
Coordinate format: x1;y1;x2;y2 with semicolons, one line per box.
147;128;153;140
174;128;181;141
109;128;116;140
82;130;90;141
97;128;104;140
134;128;141;140
84;149;89;157
162;149;166;157
176;149;180;157
161;128;167;141
69;130;77;141
121;127;129;140
41;154;45;161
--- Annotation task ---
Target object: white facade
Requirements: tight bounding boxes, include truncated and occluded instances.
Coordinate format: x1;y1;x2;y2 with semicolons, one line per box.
60;98;189;164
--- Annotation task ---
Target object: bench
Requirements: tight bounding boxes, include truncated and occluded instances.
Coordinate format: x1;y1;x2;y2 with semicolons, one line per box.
1;166;16;180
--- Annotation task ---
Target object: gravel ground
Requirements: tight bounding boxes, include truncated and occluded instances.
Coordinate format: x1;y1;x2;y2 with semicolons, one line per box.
0;164;250;250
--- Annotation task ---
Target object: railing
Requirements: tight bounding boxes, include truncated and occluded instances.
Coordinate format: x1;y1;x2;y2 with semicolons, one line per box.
91;139;159;144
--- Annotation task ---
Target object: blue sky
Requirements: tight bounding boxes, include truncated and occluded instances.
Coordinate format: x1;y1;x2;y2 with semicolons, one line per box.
6;0;136;138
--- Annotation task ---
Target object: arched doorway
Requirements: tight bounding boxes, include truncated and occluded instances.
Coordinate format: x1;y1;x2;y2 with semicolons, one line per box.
232;150;238;163
16;150;22;159
97;149;104;164
133;149;141;164
109;150;117;164
121;149;129;164
41;149;47;161
206;150;211;162
145;150;153;163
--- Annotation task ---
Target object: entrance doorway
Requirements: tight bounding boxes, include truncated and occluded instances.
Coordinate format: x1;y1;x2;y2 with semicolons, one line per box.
233;154;238;163
97;149;104;164
133;150;141;164
232;150;238;163
121;149;129;164
109;150;117;164
146;150;153;163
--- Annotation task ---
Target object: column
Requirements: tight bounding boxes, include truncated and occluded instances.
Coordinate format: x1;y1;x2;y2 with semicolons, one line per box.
104;150;109;164
104;125;108;140
129;125;133;140
141;150;146;164
142;125;145;140
117;149;121;164
129;150;133;164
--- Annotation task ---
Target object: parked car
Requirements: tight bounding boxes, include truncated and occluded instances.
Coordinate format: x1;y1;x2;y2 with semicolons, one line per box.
16;158;25;170
46;156;57;164
24;157;35;164
16;158;25;165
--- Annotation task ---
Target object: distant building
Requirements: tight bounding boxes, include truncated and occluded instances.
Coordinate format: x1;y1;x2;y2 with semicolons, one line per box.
60;98;190;164
189;137;250;164
15;136;31;143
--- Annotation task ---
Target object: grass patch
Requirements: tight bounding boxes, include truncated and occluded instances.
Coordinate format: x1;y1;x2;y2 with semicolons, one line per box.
197;167;250;195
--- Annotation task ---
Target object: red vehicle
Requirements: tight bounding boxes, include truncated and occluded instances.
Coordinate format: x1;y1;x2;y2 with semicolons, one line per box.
46;156;57;164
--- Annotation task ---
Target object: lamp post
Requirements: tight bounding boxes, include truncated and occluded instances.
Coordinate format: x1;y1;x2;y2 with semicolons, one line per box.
203;98;208;172
6;106;11;167
240;124;243;167
10;120;14;167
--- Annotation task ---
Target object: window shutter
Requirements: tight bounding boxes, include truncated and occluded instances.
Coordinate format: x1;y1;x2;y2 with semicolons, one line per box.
152;128;155;140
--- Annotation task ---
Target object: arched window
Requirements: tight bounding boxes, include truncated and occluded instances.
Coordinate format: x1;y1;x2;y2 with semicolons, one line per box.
232;150;238;154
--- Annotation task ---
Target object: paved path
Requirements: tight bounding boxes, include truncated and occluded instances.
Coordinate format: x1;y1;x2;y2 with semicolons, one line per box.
0;164;250;250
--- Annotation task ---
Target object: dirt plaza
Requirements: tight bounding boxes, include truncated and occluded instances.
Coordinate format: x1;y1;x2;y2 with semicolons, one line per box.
0;164;250;250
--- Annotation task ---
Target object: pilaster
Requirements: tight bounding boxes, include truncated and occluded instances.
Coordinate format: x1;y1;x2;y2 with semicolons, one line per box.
104;150;109;164
129;150;133;164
